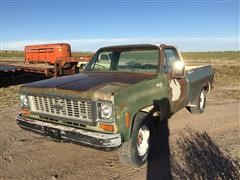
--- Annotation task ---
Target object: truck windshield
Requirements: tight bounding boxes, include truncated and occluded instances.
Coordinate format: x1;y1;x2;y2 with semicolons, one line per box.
85;48;159;73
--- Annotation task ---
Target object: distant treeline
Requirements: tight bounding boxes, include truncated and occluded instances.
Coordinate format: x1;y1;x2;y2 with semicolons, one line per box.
0;50;239;61
0;50;24;57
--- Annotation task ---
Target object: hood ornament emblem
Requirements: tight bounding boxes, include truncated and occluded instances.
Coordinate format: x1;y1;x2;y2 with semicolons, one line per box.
53;99;64;111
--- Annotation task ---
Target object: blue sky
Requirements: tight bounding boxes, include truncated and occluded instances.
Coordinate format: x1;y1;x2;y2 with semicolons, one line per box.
1;0;239;51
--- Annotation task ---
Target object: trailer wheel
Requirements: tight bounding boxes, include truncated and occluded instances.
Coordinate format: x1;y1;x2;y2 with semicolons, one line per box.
187;88;206;114
71;64;79;74
118;112;152;167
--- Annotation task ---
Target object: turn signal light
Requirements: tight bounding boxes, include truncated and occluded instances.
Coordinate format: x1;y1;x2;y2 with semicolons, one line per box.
100;123;114;132
125;112;130;128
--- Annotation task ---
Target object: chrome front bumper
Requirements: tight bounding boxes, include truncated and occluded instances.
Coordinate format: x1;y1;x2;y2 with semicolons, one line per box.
16;114;122;149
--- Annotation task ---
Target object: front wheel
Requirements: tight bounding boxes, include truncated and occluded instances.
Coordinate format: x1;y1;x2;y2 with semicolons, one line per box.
118;112;152;167
187;89;206;114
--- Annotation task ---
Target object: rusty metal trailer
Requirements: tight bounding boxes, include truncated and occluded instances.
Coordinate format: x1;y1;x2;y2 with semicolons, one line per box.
25;43;71;64
0;43;92;78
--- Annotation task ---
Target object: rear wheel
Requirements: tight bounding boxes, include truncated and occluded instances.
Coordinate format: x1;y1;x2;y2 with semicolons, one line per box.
187;89;206;114
118;112;152;167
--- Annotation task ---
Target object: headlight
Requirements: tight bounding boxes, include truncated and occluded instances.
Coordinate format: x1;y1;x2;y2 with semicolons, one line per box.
20;94;29;108
97;102;113;121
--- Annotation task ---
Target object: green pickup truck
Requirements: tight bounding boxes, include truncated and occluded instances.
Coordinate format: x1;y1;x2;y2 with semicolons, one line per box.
17;44;214;166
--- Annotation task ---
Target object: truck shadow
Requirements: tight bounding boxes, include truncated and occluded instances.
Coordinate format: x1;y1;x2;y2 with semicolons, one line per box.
146;121;240;180
0;72;47;87
171;131;240;179
147;119;172;180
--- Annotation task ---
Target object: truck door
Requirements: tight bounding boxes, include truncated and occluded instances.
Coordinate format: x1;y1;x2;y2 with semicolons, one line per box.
162;47;188;113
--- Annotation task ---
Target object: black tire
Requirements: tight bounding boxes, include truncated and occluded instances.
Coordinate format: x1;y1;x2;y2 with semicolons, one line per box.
118;112;152;167
186;89;206;114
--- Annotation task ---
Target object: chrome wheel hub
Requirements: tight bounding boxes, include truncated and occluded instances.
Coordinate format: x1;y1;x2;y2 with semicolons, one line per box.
199;91;205;109
137;125;150;157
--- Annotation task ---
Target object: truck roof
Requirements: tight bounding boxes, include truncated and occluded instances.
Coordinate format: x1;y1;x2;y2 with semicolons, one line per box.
97;43;176;51
98;44;162;51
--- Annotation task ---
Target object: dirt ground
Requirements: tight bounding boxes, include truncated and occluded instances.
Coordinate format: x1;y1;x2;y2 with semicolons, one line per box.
0;66;239;179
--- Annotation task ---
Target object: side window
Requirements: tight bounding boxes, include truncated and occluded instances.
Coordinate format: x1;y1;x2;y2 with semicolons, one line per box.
164;48;180;73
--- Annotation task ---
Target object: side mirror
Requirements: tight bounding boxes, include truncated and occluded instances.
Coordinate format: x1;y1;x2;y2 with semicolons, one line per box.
173;61;185;79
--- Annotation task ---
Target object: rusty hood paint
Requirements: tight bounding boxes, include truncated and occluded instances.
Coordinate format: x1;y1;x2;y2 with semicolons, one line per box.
22;72;155;92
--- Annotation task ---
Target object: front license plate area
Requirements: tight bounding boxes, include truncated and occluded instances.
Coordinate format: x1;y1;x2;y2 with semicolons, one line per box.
44;127;61;140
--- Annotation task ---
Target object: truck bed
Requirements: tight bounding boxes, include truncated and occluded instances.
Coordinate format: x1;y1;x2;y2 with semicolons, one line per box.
185;64;214;102
185;65;213;78
185;65;210;71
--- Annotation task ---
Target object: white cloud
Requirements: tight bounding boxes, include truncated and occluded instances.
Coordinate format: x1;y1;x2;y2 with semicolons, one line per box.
1;37;239;51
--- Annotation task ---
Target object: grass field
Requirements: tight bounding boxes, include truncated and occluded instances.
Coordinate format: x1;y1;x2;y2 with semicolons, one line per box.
181;51;240;61
1;50;239;61
0;50;24;57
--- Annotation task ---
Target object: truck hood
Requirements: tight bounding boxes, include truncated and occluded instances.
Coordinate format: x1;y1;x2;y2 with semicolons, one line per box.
22;72;154;93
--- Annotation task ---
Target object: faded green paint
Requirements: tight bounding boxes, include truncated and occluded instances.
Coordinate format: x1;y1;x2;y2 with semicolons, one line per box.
19;73;168;141
17;44;214;147
113;74;168;141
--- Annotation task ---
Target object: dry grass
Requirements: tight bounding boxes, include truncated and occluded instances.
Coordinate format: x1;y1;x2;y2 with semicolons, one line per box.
0;73;47;108
214;65;239;83
0;85;19;108
182;51;240;61
0;50;24;57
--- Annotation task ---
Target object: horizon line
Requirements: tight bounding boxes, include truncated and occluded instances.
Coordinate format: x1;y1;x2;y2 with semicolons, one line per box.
1;36;239;51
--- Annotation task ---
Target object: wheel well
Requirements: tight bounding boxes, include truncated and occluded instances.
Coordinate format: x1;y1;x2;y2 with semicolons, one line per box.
129;98;171;138
129;111;149;138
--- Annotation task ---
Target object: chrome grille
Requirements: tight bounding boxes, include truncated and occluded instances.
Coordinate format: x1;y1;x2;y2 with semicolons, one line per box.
28;95;93;122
